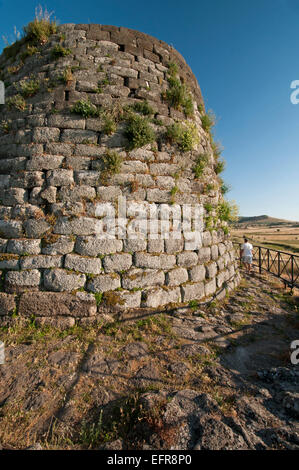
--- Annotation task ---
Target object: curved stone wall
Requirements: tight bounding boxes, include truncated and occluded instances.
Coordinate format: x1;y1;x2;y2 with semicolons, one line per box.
0;23;240;326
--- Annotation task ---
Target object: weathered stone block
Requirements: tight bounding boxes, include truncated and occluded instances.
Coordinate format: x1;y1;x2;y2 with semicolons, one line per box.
7;239;41;255
103;253;132;273
87;273;121;292
177;252;198;268
165;238;184;254
20;255;63;269
47;169;74;186
5;270;41;293
198;247;211;263
205;278;217;297
0;220;23;239
147;239;164;253
19;291;96;317
181;282;205;302
205;262;218;279
32;127;60;143
103;290;141;310
65;254;102;274
24;219;51;238
142;287;181;308
135;252;176;269
166;268;188;286
189;265;206;282
202;231;212;247
75;236;123;256
27;155;64;171
41;236;75;255
123;237;147;252
0;188;27;205
0;293;16;316
43;269;86;292
121;268;164;289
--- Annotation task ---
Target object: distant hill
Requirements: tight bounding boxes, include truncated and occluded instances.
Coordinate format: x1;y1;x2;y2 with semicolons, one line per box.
236;215;299;227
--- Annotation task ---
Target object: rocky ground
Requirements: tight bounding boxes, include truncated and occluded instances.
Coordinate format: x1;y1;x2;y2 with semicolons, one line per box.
0;269;298;450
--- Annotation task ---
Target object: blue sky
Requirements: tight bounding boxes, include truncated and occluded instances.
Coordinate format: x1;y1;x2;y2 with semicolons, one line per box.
1;0;299;220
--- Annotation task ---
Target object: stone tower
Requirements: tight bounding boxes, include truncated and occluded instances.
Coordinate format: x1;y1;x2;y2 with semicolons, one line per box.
0;24;240;327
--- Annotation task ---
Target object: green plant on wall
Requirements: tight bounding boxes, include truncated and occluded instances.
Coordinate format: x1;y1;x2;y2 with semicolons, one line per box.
125;113;156;150
128;100;155;116
3;7;57;60
193;153;209;178
217;200;239;222
166;121;199;152
6;94;26;111
17;78;40;98
51;44;72;59
214;159;226;175
100;150;123;183
71;100;100;118
163;62;194;117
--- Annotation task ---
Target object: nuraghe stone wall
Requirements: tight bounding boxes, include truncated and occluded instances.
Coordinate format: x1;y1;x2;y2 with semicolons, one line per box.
0;24;240;327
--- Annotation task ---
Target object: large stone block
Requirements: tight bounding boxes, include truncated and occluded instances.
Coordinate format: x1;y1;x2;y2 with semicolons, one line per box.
134;252;176;270
103;290;141;310
0;293;16;316
142;287;181;308
20;255;63;269
165;268;188;286
7;239;41;255
103;253;132;273
87;273;121;292
43;269;86;292
205;278;217;297
189;265;206;282
0;220;23;239
75;236;123;256
181;282;205;302
205;262;218;279
47;169;74;186
5;270;41;293
65;254;102;274
177;252;198;268
41;236;74;255
121;268;164;289
18;291;97;317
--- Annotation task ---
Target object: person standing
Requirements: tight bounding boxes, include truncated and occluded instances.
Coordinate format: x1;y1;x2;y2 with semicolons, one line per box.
241;238;253;273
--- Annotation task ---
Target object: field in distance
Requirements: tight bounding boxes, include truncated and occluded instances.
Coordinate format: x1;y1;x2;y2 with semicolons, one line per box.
231;215;299;254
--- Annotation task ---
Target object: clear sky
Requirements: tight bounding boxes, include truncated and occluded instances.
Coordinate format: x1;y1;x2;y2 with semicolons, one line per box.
1;0;299;220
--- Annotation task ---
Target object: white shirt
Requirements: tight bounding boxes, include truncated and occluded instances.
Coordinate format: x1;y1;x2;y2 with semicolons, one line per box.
241;242;253;256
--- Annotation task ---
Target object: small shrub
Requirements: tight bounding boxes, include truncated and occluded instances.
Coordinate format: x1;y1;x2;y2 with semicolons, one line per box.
51;44;72;60
6;94;26;111
125;114;156;150
189;299;199;309
23;6;57;44
130;100;154;116
18;78;40;98
163;62;194;117
0;120;12;133
102;114;117;135
214;159;226;174
204;203;213;213
166;121;199;152
20;44;38;61
71;100;100;118
60;67;73;84
217;200;239;222
101;151;123;182
7;64;22;75
201;111;215;132
220;181;231;194
193;153;209;178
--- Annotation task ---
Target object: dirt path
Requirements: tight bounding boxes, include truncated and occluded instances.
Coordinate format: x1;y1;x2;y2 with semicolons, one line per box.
0;270;298;450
